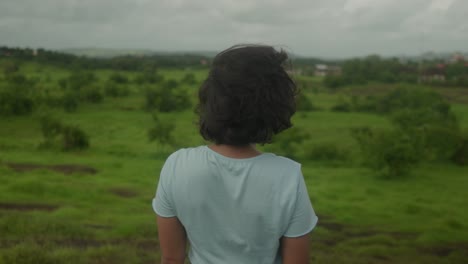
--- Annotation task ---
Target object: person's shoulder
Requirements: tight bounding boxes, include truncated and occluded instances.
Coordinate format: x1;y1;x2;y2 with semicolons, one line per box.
165;146;207;161
262;152;301;170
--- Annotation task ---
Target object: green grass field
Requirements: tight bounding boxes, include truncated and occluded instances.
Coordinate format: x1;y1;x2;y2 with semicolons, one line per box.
1;64;467;263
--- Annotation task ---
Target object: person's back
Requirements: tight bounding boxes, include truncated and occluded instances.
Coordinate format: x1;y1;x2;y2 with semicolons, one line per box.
153;146;317;263
152;44;318;264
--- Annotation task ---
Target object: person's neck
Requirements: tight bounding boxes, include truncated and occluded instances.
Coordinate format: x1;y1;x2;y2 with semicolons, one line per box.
208;144;262;159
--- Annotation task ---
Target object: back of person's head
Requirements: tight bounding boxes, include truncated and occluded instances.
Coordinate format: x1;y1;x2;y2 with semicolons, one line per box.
197;44;297;146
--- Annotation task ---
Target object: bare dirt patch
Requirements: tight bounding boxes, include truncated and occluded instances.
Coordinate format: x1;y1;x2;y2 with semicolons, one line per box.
6;162;97;175
419;243;468;257
109;187;138;198
0;202;58;212
315;215;418;244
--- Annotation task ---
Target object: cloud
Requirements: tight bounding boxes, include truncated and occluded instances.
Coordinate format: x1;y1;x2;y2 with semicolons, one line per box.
0;0;467;57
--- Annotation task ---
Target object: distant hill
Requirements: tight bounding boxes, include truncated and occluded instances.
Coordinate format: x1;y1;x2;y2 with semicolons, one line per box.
60;48;156;58
60;48;218;58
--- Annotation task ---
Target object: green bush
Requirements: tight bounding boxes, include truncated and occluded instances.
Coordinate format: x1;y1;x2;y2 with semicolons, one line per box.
351;95;378;112
267;127;310;159
323;75;345;89
39;116;89;151
305;142;349;161
181;72;197;85
62;125;89;151
452;132;468;166
1;61;20;75
297;93;319;111
144;81;192;112
80;85;103;103
148;113;176;146
64;71;97;91
62;91;79;112
0;88;34;115
331;98;352;112
104;81;130;97
108;72;129;84
134;70;164;84
377;87;447;114
351;127;422;178
390;107;460;161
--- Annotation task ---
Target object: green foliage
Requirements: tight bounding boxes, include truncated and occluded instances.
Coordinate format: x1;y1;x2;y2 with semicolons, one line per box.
378;87;450;114
323;75;345;89
305;142;349;161
352;87;463;176
181;72;197;85
144;80;191;112
389;96;460;162
325;56;419;88
331;98;352;112
352;127;422;178
148;113;176;146
1;60;20;75
104;81;130;97
296;93;319;111
39;116;89;151
134;69;164;84
62;125;90;151
62;91;79;112
108;72;129;84
350;95;378;112
80;85;103;103
452;132;468;166
59;71;97;91
267;127;310;159
0;74;36;116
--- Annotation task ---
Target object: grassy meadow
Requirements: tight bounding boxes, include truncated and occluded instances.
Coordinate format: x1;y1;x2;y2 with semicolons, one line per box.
0;61;468;263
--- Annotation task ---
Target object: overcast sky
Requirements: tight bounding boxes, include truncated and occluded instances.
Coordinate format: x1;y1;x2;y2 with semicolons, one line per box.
1;0;467;58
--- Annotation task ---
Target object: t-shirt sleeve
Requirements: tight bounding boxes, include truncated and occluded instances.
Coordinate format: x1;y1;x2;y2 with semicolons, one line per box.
283;170;318;237
152;154;177;218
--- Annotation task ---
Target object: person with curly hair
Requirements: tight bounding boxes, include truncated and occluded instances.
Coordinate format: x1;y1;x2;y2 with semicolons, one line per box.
152;44;318;264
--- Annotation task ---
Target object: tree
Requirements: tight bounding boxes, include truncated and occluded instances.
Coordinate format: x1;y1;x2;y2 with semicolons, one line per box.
148;113;176;146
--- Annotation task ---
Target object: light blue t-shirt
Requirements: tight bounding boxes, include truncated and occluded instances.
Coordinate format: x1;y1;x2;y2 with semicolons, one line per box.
152;146;318;264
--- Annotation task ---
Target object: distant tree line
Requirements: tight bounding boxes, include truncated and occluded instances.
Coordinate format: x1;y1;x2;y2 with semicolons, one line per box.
0;46;210;71
323;55;468;88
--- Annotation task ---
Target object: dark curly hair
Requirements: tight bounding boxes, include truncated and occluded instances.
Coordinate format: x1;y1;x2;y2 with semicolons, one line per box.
197;44;298;146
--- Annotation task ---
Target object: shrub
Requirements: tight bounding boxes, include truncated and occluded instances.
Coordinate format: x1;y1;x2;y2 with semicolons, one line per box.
181;73;197;85
377;87;447;114
148;113;176;146
323;75;345;89
144;81;191;112
390;107;460;161
305;142;349;161
351;95;378;112
297;93;319;111
331;98;352;112
39;116;89;151
66;71;97;91
62;125;89;151
108;72;129;84
266;127;310;159
452;132;468;166
1;61;20;75
0;88;34;115
134;70;164;84
351;127;422;178
80;85;103;103
104;81;130;97
62;91;79;112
